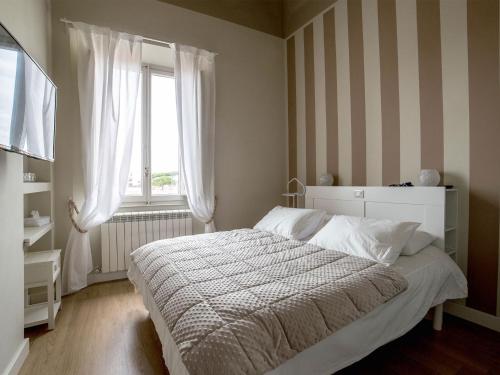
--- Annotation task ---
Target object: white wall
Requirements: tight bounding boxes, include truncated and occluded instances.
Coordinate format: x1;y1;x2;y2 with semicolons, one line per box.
51;0;287;266
0;0;51;372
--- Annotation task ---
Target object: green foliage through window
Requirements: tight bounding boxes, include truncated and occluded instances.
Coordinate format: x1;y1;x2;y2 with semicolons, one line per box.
152;172;177;188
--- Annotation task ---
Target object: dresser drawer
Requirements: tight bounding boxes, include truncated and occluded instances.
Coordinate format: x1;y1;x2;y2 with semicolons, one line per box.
25;262;52;286
24;250;61;287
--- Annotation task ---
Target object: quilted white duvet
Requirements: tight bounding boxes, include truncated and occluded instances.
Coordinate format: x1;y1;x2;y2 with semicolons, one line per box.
129;229;408;375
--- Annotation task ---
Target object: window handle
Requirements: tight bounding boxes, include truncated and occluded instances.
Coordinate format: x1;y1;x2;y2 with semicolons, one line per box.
144;167;149;177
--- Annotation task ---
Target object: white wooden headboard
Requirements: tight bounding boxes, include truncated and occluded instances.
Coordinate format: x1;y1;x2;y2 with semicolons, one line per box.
305;186;446;250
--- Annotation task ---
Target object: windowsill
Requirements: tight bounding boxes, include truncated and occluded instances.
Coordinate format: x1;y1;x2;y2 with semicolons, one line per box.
120;198;187;211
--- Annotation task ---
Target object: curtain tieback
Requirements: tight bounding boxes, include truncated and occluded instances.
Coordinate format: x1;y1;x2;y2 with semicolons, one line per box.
203;196;217;225
68;198;88;234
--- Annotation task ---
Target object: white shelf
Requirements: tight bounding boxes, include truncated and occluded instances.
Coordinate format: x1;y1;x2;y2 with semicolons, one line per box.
24;223;54;246
24;301;61;328
444;190;459;267
23;182;51;194
24;249;60;265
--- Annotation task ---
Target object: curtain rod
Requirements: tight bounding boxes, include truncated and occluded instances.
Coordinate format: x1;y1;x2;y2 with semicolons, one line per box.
60;18;173;48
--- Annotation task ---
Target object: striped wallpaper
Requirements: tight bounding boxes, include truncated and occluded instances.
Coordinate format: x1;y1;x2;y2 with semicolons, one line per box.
286;0;500;315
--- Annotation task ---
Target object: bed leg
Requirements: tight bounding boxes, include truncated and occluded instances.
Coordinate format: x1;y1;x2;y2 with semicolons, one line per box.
433;303;443;331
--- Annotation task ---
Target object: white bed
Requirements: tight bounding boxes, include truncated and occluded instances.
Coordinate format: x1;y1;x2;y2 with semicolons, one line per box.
128;186;468;374
129;244;466;375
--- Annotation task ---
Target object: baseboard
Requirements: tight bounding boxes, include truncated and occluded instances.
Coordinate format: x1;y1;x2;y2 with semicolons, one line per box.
3;338;29;375
87;270;127;285
445;301;500;332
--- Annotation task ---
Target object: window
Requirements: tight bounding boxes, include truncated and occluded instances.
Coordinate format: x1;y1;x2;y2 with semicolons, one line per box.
125;65;182;204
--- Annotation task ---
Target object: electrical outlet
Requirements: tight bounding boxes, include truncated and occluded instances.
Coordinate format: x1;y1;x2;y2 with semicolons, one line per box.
354;189;364;198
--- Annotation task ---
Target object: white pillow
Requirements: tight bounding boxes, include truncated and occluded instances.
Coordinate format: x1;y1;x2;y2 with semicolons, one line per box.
401;230;435;256
308;215;420;265
300;214;333;242
254;206;326;240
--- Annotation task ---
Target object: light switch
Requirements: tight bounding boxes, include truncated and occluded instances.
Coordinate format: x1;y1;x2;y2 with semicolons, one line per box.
354;189;364;198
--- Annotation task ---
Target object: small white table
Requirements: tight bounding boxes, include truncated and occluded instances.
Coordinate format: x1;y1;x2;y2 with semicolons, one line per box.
24;249;62;330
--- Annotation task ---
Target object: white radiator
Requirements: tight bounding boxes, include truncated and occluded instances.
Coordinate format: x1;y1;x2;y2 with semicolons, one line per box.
100;209;192;273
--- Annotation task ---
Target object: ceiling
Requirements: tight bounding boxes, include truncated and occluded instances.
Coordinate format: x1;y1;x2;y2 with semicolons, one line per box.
158;0;284;37
283;0;336;37
157;0;338;38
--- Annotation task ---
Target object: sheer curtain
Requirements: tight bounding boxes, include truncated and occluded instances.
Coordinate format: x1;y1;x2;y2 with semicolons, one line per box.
62;22;142;294
173;44;216;233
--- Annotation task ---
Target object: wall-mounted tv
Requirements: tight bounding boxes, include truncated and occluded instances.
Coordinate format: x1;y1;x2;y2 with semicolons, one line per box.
0;22;56;162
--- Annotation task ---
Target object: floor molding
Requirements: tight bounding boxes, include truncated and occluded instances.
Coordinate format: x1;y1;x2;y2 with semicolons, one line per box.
445;301;500;332
3;338;29;375
87;270;127;285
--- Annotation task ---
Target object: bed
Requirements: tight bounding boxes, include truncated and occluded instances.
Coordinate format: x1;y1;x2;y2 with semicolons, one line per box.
128;187;467;375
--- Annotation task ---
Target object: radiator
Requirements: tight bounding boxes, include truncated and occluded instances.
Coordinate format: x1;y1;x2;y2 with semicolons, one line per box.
100;209;192;273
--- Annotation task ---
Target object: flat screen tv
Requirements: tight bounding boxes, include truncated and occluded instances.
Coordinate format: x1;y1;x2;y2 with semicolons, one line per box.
0;22;56;161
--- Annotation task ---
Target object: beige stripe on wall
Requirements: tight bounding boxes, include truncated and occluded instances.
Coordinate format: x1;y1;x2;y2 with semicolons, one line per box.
348;0;367;186
294;30;307;186
467;0;500;315
323;7;339;182
314;17;327;184
396;0;421;184
417;0;444;174
304;23;316;186
378;0;400;186
440;0;469;275
362;0;382;186
287;36;297;194
335;0;352;186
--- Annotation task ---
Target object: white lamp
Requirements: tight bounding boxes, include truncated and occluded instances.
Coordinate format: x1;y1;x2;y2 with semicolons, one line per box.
282;178;306;208
419;169;440;186
319;173;334;186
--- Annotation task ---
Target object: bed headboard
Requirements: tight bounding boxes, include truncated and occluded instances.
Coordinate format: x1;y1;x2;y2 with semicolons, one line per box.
305;186;446;250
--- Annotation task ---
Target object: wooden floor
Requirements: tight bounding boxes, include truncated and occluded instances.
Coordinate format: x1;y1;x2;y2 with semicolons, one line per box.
21;280;500;375
21;280;167;375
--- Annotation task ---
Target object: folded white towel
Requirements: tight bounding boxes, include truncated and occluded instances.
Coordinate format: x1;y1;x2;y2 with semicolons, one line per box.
24;216;50;227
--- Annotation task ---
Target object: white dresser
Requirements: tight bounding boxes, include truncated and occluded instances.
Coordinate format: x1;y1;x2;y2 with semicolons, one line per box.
24;249;62;330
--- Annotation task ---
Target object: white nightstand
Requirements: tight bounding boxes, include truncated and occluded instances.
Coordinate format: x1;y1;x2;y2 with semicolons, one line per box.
24;249;62;330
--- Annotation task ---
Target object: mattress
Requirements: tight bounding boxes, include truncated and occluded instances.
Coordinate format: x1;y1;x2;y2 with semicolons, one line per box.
128;242;467;375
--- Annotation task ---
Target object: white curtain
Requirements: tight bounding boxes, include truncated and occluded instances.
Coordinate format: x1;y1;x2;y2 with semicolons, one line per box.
173;44;216;233
62;22;142;294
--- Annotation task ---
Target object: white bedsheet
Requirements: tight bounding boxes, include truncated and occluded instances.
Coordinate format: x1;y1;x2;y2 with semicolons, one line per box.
128;245;467;375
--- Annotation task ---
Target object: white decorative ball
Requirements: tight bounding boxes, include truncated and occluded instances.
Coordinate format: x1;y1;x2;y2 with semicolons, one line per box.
419;169;440;186
319;173;334;186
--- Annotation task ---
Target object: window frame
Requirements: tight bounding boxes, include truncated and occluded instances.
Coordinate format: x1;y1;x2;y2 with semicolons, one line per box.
123;64;185;206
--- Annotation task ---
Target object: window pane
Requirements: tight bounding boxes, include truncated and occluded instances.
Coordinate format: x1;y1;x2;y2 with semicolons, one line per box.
126;80;143;196
150;73;179;196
